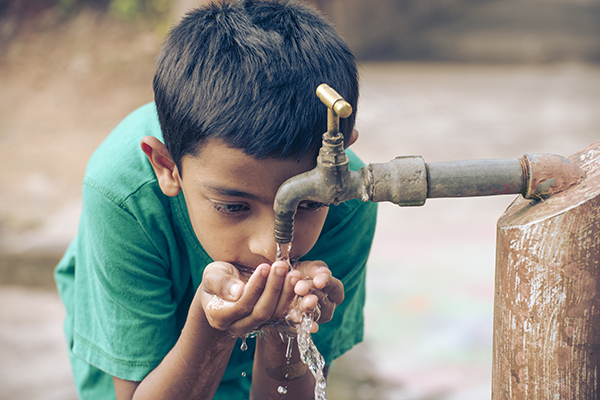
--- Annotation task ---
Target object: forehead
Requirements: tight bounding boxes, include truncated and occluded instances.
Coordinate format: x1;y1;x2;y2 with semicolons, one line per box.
180;139;316;199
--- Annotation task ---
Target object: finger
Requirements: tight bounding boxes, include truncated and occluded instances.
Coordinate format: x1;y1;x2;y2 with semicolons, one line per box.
294;278;314;297
214;264;273;335
312;272;333;289
201;262;245;302
293;272;331;296
299;294;319;311
316;276;344;306
310;321;319;333
247;261;288;323
293;260;330;279
226;261;291;334
286;303;320;333
285;302;303;325
273;269;302;319
315;295;336;324
200;264;269;332
297;286;338;324
232;263;271;317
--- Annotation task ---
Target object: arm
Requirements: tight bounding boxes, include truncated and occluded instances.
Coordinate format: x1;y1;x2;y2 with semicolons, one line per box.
114;302;236;400
250;327;314;400
113;261;303;400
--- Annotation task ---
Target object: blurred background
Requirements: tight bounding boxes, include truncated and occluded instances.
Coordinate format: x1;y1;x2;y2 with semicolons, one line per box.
1;0;599;399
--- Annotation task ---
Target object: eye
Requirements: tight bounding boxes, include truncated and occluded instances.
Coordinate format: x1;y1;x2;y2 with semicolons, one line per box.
213;203;250;215
297;201;329;211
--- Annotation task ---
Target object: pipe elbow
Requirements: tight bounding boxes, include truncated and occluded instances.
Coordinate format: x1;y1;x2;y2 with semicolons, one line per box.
273;169;324;244
273;166;369;244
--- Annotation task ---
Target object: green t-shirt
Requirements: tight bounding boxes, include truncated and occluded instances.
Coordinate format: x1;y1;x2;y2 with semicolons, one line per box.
55;103;377;399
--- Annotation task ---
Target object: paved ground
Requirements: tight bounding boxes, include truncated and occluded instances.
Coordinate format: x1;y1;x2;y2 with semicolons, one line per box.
2;61;599;400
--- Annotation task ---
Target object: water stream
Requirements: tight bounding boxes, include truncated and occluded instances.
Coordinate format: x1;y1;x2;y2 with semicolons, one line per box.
277;242;328;400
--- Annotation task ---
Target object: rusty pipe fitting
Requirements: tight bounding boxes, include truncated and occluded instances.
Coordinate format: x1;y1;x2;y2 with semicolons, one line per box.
520;153;586;200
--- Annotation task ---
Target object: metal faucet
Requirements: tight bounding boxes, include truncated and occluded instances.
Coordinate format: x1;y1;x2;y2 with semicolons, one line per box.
273;84;586;245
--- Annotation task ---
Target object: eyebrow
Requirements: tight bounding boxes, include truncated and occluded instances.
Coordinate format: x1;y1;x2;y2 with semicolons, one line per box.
202;184;263;202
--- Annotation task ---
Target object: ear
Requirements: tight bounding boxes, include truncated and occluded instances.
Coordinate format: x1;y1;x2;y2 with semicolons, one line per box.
141;136;182;197
346;129;359;148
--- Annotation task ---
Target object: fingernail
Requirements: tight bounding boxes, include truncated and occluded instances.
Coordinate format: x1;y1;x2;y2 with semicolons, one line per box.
290;276;300;286
229;283;241;298
260;265;270;277
275;265;287;276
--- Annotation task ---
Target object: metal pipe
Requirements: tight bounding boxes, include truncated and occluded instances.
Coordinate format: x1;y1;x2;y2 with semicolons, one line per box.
273;84;585;245
274;153;584;244
427;158;524;198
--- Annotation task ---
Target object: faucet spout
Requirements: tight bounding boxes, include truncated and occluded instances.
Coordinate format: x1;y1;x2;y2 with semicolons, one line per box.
273;138;370;244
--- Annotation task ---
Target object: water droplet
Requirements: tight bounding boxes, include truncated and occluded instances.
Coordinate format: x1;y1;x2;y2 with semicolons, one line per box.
241;371;247;377
240;336;248;351
285;335;294;360
277;386;288;395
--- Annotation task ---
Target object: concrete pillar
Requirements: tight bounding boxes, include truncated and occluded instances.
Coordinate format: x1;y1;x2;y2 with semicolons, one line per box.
492;140;600;399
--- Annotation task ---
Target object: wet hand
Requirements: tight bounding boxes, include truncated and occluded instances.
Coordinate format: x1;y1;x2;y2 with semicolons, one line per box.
199;261;302;338
286;260;344;332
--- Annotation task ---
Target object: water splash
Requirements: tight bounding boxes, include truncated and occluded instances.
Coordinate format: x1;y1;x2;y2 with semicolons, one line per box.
276;242;292;267
276;242;328;400
297;311;327;400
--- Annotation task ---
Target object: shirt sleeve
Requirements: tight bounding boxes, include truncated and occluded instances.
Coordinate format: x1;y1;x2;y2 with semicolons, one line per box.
72;178;187;381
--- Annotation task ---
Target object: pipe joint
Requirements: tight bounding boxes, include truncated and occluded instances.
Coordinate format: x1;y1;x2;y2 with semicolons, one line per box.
368;156;428;206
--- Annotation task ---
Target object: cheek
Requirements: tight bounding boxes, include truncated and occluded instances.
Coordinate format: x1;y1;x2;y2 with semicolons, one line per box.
292;209;329;256
186;202;237;259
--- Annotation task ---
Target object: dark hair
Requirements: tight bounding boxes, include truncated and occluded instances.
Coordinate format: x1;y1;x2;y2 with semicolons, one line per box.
153;0;358;170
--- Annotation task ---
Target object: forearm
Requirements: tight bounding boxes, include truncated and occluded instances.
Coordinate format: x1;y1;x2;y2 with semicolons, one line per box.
250;326;316;400
118;302;237;400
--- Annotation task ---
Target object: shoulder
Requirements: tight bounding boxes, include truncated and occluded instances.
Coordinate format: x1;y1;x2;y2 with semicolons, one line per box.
84;103;162;205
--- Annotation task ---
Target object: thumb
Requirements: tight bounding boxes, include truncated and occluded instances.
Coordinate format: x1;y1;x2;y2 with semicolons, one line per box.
202;262;245;301
226;279;244;301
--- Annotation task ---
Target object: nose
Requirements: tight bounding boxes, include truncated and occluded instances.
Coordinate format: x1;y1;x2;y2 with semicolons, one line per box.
247;209;278;264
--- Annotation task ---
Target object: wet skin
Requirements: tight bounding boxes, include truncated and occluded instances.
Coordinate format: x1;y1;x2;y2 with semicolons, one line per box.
141;136;345;335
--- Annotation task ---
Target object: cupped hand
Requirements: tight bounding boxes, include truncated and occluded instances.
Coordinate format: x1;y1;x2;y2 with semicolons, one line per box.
199;261;303;338
285;260;344;332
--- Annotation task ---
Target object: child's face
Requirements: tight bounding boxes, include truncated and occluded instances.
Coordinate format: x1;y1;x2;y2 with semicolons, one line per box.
179;139;329;271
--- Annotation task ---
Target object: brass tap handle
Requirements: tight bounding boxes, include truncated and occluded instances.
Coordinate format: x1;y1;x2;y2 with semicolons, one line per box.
316;83;352;117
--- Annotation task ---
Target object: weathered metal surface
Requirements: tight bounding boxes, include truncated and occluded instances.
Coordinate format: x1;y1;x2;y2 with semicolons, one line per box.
492;140;600;399
369;156;428;206
427;159;524;198
522;153;587;200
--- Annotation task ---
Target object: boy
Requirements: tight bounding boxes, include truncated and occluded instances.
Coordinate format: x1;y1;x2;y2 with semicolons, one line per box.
55;1;377;399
